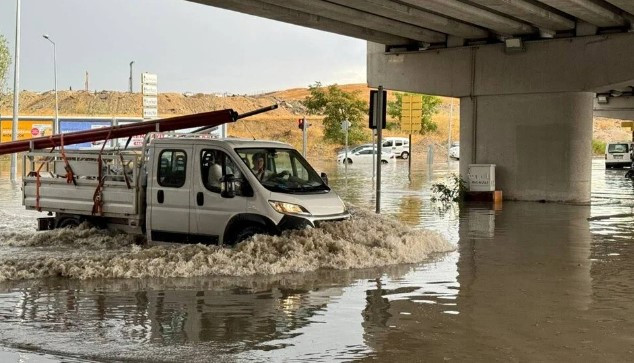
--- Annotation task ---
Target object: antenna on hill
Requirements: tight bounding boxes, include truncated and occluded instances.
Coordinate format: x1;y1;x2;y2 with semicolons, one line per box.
84;71;89;91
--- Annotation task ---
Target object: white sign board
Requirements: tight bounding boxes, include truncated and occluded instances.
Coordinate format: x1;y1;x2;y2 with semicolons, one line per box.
468;164;496;192
143;96;158;107
142;73;158;85
142;84;158;96
143;108;158;118
116;121;146;148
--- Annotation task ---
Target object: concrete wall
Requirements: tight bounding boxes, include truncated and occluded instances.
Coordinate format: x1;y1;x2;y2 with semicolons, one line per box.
368;33;634;97
594;96;634;121
460;92;593;202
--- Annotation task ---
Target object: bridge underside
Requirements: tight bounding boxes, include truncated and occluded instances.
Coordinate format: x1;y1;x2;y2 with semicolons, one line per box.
191;0;634;202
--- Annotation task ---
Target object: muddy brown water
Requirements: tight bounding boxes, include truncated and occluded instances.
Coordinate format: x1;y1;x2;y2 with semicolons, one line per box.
0;158;633;362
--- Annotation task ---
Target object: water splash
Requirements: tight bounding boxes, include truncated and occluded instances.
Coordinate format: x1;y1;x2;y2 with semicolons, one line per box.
0;207;453;281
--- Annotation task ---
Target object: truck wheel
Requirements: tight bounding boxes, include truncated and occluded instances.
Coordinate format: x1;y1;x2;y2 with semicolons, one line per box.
344;158;353;164
381;160;388;164
401;151;409;159
56;216;81;229
228;224;267;246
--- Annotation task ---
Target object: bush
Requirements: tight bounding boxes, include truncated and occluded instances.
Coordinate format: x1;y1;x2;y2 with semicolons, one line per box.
592;139;606;155
431;174;467;203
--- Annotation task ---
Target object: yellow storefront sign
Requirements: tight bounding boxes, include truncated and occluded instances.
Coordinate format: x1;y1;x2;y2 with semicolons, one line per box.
401;94;422;133
0;120;54;143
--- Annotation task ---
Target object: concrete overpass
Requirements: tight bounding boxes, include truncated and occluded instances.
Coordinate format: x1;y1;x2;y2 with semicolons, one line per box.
190;0;634;202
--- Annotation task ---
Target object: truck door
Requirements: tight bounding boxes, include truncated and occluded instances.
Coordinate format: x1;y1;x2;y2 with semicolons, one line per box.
192;146;248;244
148;146;192;242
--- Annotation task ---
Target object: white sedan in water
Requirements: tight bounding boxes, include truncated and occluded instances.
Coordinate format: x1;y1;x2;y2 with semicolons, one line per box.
337;146;394;164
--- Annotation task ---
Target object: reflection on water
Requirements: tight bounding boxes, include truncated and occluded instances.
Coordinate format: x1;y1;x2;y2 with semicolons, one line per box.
0;159;633;361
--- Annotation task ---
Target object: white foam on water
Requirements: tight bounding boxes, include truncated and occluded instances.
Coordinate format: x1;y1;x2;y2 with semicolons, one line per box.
0;206;454;281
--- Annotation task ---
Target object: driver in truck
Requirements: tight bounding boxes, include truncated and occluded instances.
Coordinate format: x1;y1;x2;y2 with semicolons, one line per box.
250;152;289;181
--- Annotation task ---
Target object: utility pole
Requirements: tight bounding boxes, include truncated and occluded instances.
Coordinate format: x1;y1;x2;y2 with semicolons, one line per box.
129;61;134;93
42;34;58;134
10;0;21;182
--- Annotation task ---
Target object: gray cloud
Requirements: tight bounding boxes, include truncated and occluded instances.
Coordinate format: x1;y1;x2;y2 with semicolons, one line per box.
0;0;366;93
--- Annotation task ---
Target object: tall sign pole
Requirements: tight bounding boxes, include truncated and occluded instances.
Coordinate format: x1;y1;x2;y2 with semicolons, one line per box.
375;86;384;214
10;0;21;181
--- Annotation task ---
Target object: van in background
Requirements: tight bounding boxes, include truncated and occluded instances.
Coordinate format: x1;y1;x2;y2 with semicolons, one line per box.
605;142;633;168
382;137;410;159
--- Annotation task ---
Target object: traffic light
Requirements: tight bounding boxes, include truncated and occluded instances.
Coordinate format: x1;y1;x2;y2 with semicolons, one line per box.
298;119;304;129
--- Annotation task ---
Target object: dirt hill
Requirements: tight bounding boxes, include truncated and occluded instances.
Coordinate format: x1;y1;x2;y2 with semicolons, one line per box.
0;84;626;158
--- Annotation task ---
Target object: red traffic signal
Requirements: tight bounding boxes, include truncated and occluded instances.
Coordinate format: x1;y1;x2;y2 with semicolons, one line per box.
298;119;304;129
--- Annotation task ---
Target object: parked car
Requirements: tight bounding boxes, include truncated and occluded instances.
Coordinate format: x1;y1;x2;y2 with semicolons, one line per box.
605;141;633;168
382;137;410;159
336;143;373;157
449;142;459;160
337;146;394;164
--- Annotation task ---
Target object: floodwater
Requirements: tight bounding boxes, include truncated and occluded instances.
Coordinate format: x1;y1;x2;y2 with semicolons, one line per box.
0;157;633;361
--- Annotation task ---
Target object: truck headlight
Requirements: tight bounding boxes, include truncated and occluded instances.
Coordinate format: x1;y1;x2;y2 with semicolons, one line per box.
269;201;311;216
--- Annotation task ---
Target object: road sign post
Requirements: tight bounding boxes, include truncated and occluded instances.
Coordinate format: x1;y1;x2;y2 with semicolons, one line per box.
371;86;386;214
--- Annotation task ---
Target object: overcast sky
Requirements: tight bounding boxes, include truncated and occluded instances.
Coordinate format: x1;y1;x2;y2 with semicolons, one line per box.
0;0;367;94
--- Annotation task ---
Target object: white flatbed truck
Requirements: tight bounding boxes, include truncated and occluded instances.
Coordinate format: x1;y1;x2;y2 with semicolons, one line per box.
22;134;349;245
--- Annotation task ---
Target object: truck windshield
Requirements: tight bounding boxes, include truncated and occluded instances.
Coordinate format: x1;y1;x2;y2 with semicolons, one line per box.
608;144;629;153
236;148;329;193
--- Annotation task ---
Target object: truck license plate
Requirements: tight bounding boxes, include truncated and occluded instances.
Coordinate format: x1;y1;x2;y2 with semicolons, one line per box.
615;155;623;159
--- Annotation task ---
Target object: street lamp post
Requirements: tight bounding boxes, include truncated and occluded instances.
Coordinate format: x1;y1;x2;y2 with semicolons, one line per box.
43;34;58;134
10;0;21;182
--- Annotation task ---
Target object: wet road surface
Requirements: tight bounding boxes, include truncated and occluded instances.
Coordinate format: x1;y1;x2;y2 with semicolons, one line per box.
0;158;633;361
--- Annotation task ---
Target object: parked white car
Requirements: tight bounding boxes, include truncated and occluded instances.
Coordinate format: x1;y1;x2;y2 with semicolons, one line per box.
337;146;394;164
449;142;459;160
337;144;373;158
382;137;410;159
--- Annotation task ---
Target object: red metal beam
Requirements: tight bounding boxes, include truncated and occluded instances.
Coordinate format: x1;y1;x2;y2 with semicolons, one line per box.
0;109;237;155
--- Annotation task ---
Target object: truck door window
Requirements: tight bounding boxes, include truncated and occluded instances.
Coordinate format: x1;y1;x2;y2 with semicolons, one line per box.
201;149;243;194
383;141;393;147
158;150;187;188
395;141;403;146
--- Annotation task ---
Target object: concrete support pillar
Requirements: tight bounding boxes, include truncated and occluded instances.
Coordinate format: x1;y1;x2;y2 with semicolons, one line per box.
460;92;593;202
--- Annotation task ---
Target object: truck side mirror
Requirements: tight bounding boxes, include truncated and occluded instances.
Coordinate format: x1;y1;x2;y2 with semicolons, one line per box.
320;172;329;186
220;174;236;198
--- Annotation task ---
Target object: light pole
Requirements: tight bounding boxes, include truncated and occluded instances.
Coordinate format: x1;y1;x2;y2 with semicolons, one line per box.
10;0;21;182
129;61;134;93
42;34;58;134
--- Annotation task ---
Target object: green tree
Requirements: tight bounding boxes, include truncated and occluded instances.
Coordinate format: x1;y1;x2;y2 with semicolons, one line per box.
303;82;368;145
387;92;441;134
0;35;10;93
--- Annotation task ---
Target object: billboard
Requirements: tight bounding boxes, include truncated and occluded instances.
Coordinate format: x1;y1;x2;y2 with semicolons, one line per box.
116;119;147;148
59;119;113;150
0;119;54;143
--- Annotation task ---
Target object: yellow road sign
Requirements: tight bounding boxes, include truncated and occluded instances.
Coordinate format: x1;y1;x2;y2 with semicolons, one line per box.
401;94;422;133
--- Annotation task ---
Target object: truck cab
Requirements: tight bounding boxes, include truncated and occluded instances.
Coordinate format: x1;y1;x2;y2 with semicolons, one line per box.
146;137;349;245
